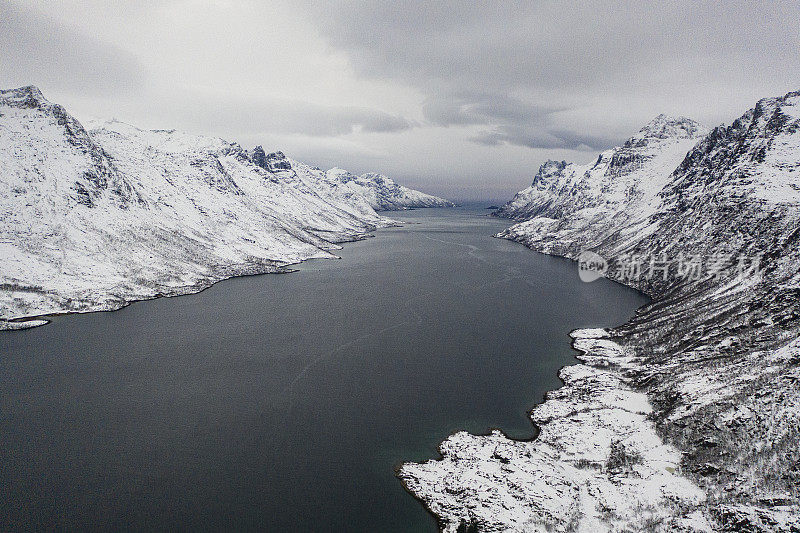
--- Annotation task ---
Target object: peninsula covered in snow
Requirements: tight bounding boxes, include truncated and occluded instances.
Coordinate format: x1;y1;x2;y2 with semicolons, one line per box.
0;86;452;330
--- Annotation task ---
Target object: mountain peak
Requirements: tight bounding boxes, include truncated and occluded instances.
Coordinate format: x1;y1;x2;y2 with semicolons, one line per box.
752;90;800;125
0;85;49;109
629;114;707;145
249;146;268;169
248;146;292;171
531;160;568;187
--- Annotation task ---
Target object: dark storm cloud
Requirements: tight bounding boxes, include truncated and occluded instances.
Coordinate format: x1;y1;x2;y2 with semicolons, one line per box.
0;2;146;95
301;0;800;149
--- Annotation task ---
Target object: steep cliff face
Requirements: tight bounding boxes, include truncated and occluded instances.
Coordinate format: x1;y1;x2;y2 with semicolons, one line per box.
0;86;142;209
1;86;444;329
402;93;800;531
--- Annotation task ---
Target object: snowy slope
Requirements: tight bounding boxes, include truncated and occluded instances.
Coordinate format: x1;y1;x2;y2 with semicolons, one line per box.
403;94;800;531
494;114;708;256
0;86;449;329
325;167;454;210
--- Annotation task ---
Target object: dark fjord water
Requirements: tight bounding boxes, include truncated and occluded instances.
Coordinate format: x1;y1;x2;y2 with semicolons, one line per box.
0;207;648;532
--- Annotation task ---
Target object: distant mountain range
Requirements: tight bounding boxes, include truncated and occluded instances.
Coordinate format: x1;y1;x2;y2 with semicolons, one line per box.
401;92;800;532
0;86;452;329
325;167;455;211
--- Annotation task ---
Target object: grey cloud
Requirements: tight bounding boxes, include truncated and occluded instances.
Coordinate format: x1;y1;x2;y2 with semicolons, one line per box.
305;0;799;92
253;102;414;136
152;93;414;138
0;2;146;96
300;0;800;150
471;126;615;151
355;110;415;134
422;92;602;150
422;94;561;127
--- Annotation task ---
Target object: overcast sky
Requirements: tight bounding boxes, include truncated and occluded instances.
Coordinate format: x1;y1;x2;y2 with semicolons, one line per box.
2;0;799;200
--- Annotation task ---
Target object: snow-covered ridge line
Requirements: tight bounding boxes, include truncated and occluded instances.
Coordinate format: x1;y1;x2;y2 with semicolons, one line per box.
0;85;452;329
325;167;455;211
493;114;709;226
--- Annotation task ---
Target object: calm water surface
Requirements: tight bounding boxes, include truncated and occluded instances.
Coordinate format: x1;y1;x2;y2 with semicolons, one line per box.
0;207;648;531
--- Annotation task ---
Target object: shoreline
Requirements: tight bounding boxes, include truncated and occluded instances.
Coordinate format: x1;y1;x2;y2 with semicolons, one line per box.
1;209;456;332
392;226;675;532
397;326;711;532
0;228;390;332
401;207;800;531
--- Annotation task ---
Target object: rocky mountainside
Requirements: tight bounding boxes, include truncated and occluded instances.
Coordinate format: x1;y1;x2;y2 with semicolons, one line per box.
401;93;800;531
0;86;450;329
325;167;454;210
493;114;708;255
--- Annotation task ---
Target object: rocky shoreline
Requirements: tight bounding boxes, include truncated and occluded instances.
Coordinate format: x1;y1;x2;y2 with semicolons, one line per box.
0;231;384;331
399;328;710;532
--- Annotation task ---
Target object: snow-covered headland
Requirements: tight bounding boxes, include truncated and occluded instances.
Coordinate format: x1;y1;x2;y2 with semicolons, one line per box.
400;328;711;532
401;93;800;531
0;86;451;330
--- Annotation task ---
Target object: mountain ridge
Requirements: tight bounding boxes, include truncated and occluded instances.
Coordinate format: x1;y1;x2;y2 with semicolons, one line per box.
0;86;452;329
324;167;455;211
401;92;800;531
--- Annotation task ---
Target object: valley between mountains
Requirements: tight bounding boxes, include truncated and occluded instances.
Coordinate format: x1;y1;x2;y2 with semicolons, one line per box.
2;85;800;532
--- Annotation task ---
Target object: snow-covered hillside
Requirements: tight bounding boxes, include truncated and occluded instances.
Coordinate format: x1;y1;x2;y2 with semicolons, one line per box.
493;114;708;256
402;93;800;531
325;167;454;210
0;86;449;329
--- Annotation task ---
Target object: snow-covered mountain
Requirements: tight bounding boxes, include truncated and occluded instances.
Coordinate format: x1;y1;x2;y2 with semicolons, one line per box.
401;93;800;531
0;86;450;329
325;167;454;210
493;114;709;256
